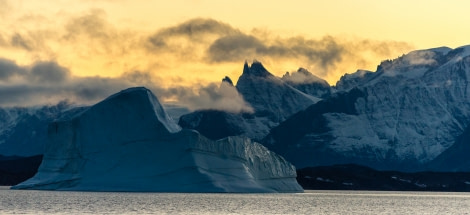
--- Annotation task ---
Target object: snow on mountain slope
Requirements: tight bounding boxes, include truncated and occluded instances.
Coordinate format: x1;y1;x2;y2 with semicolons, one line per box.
12;87;302;193
264;45;470;171
336;69;374;92
180;61;323;141
350;45;470;163
0;102;85;156
236;61;320;122
281;68;332;98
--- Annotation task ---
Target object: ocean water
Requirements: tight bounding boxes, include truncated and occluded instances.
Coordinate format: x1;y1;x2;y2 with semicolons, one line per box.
1;186;470;214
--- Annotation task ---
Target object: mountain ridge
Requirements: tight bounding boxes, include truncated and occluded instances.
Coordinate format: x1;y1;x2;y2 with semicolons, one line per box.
264;45;470;171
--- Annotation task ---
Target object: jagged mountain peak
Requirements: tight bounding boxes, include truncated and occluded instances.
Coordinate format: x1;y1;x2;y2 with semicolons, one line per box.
236;60;320;122
282;68;329;86
222;76;233;86
242;60;273;78
297;68;312;76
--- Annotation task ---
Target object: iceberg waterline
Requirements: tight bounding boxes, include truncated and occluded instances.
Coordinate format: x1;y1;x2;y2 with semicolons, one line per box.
12;87;302;193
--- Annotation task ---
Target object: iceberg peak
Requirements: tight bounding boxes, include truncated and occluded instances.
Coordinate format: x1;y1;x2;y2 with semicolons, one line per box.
12;87;302;193
99;86;181;134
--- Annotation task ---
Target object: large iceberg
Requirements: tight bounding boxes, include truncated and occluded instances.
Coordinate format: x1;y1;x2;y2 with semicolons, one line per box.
12;87;302;193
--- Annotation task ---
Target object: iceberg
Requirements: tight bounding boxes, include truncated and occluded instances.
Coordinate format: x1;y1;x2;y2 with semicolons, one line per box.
12;87;302;193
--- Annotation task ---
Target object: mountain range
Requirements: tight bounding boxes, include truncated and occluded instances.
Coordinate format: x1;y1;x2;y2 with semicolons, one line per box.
182;45;470;172
2;45;470;173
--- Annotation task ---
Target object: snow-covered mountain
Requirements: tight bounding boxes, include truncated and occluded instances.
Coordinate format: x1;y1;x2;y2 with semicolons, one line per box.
180;61;324;141
428;124;470;172
335;69;373;92
0;102;86;156
6;45;470;173
281;68;332;98
13;87;302;192
236;61;320;122
264;45;470;171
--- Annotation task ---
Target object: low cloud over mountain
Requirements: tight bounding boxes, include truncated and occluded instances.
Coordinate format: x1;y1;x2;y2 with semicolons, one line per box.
0;9;412;109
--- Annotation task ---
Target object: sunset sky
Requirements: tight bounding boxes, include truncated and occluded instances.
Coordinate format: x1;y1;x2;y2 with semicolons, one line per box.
1;0;469;109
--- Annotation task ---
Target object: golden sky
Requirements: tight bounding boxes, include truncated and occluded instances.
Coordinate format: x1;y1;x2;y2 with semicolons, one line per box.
0;0;469;108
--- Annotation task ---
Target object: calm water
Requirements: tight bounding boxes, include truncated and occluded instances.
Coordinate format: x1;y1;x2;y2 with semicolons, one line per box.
2;186;470;214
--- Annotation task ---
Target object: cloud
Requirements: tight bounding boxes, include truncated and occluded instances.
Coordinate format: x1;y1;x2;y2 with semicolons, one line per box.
147;18;239;49
206;33;413;79
0;59;130;106
147;81;253;113
68;76;132;101
0;76;132;107
159;18;238;37
0;9;148;82
0;58;253;114
0;0;11;17
64;9;110;41
182;82;254;113
0;58;26;81
10;33;34;51
144;18;412;83
62;9;135;57
0;59;70;83
207;34;345;70
0;15;414;107
281;68;327;84
207;34;265;62
121;70;154;85
29;61;71;83
145;18;242;62
403;50;437;66
0;34;6;47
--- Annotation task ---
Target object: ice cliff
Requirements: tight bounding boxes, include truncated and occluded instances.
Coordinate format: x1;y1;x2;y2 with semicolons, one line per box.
12;87;302;193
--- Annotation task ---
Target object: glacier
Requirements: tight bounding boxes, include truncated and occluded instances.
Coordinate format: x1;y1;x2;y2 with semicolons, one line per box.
12;87;302;193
